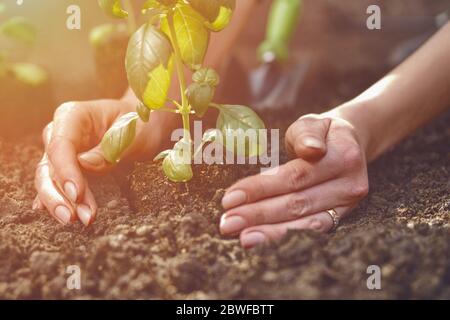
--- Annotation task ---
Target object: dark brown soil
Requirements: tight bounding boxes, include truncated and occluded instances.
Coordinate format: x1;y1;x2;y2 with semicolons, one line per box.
0;110;449;299
0;0;449;300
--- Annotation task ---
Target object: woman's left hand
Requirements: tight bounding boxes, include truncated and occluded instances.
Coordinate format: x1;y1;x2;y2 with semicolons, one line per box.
220;112;370;248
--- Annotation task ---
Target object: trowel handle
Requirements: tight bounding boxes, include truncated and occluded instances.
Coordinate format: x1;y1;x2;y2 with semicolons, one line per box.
258;0;303;62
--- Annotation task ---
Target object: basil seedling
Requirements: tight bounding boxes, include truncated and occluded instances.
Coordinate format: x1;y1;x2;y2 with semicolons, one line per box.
99;0;266;182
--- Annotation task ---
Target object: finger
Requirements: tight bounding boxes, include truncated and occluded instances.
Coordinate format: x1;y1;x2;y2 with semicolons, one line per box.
78;144;113;174
220;178;363;235
34;155;76;225
285;115;331;161
222;156;344;210
239;207;349;249
46;102;91;204
76;184;98;226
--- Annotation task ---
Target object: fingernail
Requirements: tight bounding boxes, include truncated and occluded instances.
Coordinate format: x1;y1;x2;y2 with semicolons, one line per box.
54;206;71;225
79;152;104;167
222;190;247;209
302;137;325;150
32;198;39;210
220;215;247;234
241;232;267;248
77;204;92;227
64;181;78;203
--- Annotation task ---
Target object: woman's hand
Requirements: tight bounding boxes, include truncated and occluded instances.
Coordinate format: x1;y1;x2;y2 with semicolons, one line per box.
220;112;370;248
33;97;174;226
220;22;450;249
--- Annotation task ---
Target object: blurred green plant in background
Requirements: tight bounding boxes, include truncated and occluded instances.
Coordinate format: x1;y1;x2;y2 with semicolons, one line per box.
0;6;47;87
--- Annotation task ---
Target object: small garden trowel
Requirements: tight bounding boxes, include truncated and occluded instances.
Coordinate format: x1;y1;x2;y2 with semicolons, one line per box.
250;0;308;111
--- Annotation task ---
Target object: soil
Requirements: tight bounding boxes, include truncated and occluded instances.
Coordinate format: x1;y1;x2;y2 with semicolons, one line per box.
0;0;449;300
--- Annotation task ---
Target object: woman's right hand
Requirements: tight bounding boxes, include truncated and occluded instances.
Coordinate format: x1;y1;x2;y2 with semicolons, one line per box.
220;111;370;248
33;97;174;226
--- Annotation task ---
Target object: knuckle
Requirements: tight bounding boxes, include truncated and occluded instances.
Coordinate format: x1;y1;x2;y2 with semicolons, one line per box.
308;217;325;232
46;138;60;156
249;179;266;201
55;102;73;114
35;164;42;176
342;145;364;170
348;179;369;199
42;122;53;144
287;163;308;190
35;157;48;172
286;193;308;217
34;166;46;189
287;115;318;137
285;122;295;138
285;123;299;147
293;135;305;150
252;210;266;225
54;101;79;119
298;113;321;122
299;115;330;131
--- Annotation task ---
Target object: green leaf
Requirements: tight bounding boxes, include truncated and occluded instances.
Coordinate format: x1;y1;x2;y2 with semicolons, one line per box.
0;17;36;44
202;129;220;144
192;67;220;86
193;129;220;159
188;0;235;32
136;102;151;122
126;23;173;110
10;63;48;86
161;137;193;182
186;82;214;118
98;0;128;19
153;149;171;162
162;151;193;182
89;23;117;48
141;0;167;24
206;4;234;32
101;112;139;164
216;105;266;157
142;58;173;109
161;3;209;70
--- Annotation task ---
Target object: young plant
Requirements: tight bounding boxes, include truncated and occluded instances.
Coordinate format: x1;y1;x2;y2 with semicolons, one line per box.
99;0;266;182
0;10;47;86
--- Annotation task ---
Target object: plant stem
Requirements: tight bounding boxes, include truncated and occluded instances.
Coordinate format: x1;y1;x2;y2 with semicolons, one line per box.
124;0;137;35
167;10;190;135
160;107;179;114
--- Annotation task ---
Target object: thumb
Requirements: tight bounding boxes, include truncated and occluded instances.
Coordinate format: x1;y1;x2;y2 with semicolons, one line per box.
286;116;331;161
78;145;113;174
